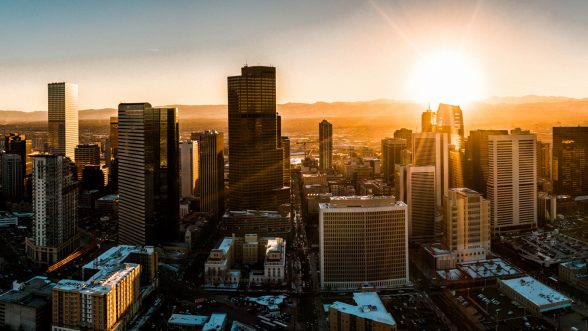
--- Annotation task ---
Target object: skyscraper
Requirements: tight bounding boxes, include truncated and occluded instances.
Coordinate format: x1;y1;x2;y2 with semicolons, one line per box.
536;141;551;179
191;131;225;220
25;154;78;266
281;136;291;187
399;164;436;242
319;196;408;290
412;132;448;207
227;66;289;211
118;103;179;245
381;138;406;186
393;128;413;151
1;154;23;203
443;188;490;263
435;103;464;150
319;119;333;171
467;129;508;196
107;116;118;191
421;108;435;132
3;133;32;176
553;127;588;196
74;144;100;180
487;133;537;234
48;82;78;161
179;140;198;198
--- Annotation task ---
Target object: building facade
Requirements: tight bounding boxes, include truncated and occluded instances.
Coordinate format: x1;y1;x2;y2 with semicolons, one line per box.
443;188;490;263
191;131;225;220
319;196;408;290
25;154;78;266
179;140;198;198
412;132;448;207
74;144;100;181
381;138;406;186
118;103;179;245
487;133;537;234
227;66;289;211
319;119;333;171
553;127;588;196
48;82;78;161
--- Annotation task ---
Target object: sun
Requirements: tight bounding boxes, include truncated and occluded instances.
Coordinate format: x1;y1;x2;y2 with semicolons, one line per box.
409;50;485;108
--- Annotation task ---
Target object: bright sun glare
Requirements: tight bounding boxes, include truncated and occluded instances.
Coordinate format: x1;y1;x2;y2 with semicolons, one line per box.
410;50;485;107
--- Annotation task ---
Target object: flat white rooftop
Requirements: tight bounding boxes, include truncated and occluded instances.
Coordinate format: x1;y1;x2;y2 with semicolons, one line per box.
167;314;208;326
330;292;396;326
83;245;154;270
202;313;227;331
321;195;406;209
500;276;572;312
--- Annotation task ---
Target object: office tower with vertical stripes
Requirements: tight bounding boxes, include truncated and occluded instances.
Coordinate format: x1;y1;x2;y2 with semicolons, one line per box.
48;83;78;161
487;133;537;234
319;119;333;171
179;140;198;198
412;132;448;208
381;137;406;186
192;130;225;220
118;103;179;245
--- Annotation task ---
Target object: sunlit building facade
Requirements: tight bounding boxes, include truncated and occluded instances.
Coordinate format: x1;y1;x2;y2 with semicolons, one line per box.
487;133;537;234
319;196;408;290
553;127;588;196
191;130;225;219
179;140;198;198
381;137;406;186
412;132;448;207
48;83;78;161
319;119;333;171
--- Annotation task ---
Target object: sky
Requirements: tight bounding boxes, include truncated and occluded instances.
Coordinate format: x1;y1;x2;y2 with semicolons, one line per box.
1;0;588;111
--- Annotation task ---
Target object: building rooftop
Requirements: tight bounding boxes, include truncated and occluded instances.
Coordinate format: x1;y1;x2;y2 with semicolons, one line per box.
167;314;208;327
97;194;118;202
500;276;572;311
216;238;233;255
54;263;139;294
83;245;154;271
560;260;588;270
0;276;54;306
320;195;406;209
330;292;396;326
202;313;227;331
246;295;287;307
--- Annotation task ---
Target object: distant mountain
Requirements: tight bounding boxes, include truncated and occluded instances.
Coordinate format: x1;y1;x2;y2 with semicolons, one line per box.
1;98;587;130
484;95;580;104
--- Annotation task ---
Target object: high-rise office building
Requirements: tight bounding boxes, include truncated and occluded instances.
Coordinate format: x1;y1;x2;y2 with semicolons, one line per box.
319;119;333;171
443;188;490;263
48;82;78;161
393;128;413;151
192;131;225;220
487;133;537;234
3;133;32;176
281;136;291;187
319;196;408;290
25;154;78;266
449;149;466;188
107;117;119;191
74;144;100;181
435;103;464;150
118;103;179;245
412;132;448;207
381;138;406;186
421;108;435;132
553;127;588;196
1;154;23;203
466;129;509;196
397;165;436;242
179;140;198;198
537;141;551;179
227;66;289;211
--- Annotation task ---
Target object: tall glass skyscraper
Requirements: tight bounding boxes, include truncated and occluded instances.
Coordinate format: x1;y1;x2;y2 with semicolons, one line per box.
118;103;179;245
48;82;78;161
192;131;225;220
227;66;289;211
319;119;333;171
553;127;588;196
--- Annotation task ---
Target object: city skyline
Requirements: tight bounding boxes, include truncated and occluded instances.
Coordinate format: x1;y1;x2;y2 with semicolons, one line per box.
2;1;588;111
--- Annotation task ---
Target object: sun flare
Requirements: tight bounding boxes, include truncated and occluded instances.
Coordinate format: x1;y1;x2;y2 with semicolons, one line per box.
410;50;485;108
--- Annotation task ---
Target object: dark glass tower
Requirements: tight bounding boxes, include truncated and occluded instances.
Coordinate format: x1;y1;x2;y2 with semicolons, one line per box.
118;103;179;245
227;66;289;211
553;127;588;196
319;119;333;171
435;103;464;150
381;137;406;186
191;130;225;220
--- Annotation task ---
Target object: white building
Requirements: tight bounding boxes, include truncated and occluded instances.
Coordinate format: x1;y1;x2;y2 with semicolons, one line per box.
498;276;572;315
319;196;409;290
487;133;537;234
443;188;490;264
